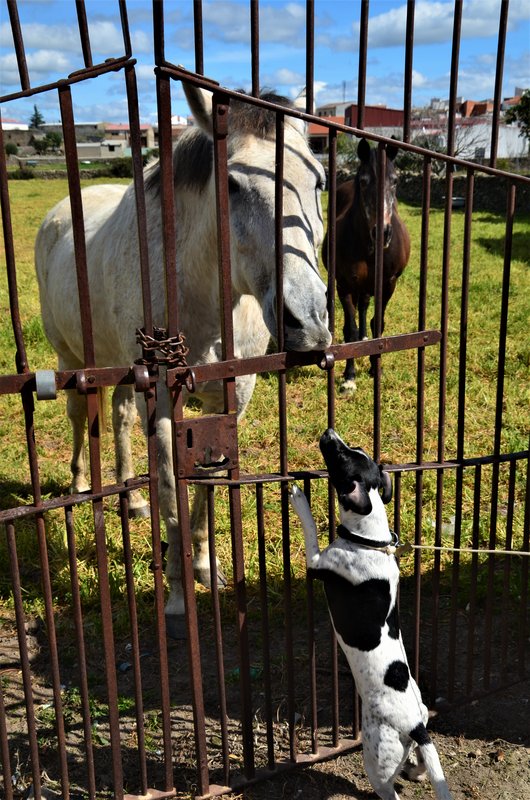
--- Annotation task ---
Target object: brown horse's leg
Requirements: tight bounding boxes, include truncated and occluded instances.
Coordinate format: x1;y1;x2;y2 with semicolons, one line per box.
369;289;392;376
341;293;358;392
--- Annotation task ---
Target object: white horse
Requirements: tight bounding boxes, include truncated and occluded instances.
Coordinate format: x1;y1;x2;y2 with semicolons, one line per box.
35;83;331;636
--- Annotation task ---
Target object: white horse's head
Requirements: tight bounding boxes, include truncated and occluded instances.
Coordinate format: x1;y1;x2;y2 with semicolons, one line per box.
182;82;331;352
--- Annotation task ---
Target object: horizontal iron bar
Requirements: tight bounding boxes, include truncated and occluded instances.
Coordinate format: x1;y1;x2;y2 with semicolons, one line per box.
0;57;136;103
197;737;362;799
157;64;530;184
0;331;439;397
167;330;442;387
1;450;527;524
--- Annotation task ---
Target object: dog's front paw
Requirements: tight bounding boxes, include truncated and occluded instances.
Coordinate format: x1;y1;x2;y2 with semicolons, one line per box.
289;484;310;517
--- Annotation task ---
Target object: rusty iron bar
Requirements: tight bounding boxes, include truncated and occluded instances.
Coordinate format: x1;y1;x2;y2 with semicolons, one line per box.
302;479;318;754
465;465;482;696
402;0;415;142
484;182;517;690
519;447;530;677
356;0;369;129
0;119;28;373
412;155;431;681
256;484;276;770
206;487;231;786
65;506;97;799
154;62;530;184
489;0;509;168
193;0;204;74
250;0;259;95
153;0;165;65
5;521;42;798
118;0;133;58
0;676;13;800
305;0;315;114
447;168;475;701
0;329;442;397
275;113;286;354
446;0;462;157
75;0;93;67
125;63;154;337
6;0;30;90
372;143;387;463
500;461;517;671
142;385;174;793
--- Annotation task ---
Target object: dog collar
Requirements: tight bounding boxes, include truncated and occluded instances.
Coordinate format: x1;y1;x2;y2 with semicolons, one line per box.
336;525;405;555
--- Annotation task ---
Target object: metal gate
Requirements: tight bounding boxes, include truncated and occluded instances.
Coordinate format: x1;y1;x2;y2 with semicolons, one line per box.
1;1;528;798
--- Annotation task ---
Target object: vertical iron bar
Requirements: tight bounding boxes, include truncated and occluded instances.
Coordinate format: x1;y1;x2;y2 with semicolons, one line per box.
153;0;165;65
250;0;259;96
0;676;13;800
5;522;41;799
6;0;30;90
75;0;94;67
490;0;509;168
326;126;340;745
500;460;516;671
372;143;386;463
484;182;516;690
0;120;28;373
65;506;97;800
118;0;133;58
305;0;315;114
446;1;462;157
403;0;415;142
156;71;180;337
193;0;204;75
448;168;474;701
302;478;319;755
125;64;154;336
357;0;369;130
206;487;231;786
256;484;276;770
119;493;148;795
519;446;530;677
413;155;431;681
58;84;96;367
143;386;174;791
465;466;482;696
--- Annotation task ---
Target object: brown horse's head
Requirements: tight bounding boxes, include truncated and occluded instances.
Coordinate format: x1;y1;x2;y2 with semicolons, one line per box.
355;137;399;251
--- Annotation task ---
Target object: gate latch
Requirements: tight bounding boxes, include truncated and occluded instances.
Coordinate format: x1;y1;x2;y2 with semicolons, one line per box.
174;414;238;479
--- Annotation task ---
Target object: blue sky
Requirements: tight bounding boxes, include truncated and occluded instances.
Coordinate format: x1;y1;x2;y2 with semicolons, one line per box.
1;0;529;126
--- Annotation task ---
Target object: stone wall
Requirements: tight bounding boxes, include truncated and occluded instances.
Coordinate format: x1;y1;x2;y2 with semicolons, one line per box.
397;173;530;213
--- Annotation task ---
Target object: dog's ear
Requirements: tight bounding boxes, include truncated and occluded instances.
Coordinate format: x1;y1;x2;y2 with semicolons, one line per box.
379;466;393;504
343;481;372;515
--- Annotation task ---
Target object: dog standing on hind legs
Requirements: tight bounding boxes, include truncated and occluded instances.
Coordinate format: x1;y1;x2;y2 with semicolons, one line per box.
289;429;452;800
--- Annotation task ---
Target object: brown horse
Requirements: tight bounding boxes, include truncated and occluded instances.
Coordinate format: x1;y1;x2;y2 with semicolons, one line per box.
323;137;410;391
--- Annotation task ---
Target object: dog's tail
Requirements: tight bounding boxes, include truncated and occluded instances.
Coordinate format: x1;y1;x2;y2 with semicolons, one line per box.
409;723;452;800
289;485;321;569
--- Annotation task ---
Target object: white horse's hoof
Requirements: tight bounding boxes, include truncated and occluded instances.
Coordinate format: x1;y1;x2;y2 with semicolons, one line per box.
128;504;151;519
165;614;187;640
341;379;357;394
194;564;227;590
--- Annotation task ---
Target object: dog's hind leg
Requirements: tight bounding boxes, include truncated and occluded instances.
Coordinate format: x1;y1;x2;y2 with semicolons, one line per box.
289;485;321;568
362;715;408;800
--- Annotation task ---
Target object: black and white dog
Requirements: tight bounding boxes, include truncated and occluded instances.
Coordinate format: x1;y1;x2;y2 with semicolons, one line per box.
290;429;452;800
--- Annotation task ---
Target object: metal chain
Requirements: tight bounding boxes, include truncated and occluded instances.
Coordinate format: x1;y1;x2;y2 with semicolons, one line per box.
135;326;189;367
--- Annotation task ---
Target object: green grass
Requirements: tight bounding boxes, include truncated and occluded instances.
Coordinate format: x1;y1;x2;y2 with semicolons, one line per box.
0;178;529;629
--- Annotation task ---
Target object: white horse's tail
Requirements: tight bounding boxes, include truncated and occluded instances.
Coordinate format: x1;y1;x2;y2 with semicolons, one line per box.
289;485;321;569
410;725;452;800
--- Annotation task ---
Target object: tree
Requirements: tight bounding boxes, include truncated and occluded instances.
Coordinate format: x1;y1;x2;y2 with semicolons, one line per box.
505;90;530;147
29;105;45;129
45;131;62;153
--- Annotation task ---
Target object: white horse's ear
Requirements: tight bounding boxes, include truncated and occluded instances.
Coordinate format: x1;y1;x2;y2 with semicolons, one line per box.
289;87;309;135
182;81;213;135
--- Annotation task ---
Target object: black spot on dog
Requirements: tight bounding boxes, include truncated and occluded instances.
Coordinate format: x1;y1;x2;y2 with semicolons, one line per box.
386;601;400;639
384;660;410;692
310;571;391;651
409;723;431;746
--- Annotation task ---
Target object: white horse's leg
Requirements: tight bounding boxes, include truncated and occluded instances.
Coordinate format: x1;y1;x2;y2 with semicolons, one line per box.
112;384;150;518
66;389;90;494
